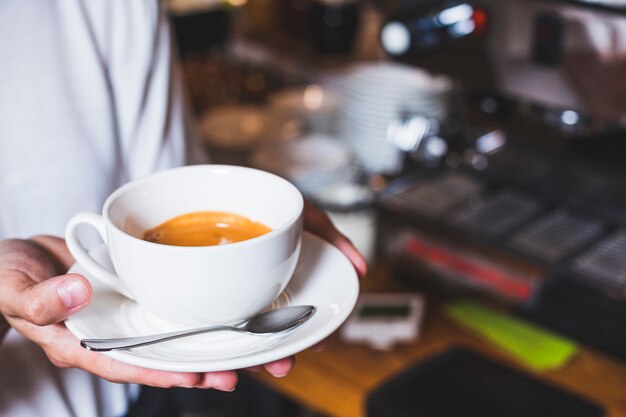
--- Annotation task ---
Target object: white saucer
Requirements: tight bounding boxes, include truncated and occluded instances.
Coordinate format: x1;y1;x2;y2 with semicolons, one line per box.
65;232;359;372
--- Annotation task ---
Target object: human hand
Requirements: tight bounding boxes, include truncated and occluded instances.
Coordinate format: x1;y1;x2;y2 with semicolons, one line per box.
303;199;368;279
246;200;367;368
0;236;293;390
301;199;368;351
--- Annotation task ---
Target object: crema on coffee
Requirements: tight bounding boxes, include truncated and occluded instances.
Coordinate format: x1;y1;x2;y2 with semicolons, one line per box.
143;211;271;247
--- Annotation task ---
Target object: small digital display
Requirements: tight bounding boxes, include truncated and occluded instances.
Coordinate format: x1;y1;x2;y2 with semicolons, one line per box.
358;304;411;318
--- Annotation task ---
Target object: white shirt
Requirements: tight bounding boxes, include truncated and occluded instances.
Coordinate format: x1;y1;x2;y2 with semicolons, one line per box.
0;1;199;415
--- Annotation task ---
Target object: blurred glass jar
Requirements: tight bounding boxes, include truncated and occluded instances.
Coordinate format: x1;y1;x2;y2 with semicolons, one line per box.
199;105;302;165
269;84;342;134
309;183;377;265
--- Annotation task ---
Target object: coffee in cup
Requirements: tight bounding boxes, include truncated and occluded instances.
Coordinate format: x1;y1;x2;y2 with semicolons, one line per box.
142;211;272;247
65;165;303;326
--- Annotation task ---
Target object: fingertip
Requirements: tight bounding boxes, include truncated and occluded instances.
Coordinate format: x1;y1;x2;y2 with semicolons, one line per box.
264;356;295;378
199;371;238;391
334;237;368;279
67;273;92;287
312;339;329;352
18;274;92;326
352;254;368;279
66;274;93;297
58;274;92;312
172;372;202;388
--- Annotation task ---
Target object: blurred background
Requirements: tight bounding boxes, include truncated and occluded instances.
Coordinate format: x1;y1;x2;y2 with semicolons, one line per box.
164;0;626;416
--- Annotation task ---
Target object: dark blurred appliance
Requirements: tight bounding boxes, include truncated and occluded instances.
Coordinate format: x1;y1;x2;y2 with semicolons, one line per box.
170;5;232;56
375;0;626;360
381;0;626;136
309;0;362;55
380;1;489;56
367;348;605;417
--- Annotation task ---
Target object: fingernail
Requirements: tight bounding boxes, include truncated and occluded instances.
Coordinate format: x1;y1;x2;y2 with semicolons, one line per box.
58;278;89;309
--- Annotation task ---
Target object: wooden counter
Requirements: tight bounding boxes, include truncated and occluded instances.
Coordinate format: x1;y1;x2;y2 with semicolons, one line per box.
252;264;626;417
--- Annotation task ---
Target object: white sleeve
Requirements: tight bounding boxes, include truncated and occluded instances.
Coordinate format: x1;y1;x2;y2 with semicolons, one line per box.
88;0;205;180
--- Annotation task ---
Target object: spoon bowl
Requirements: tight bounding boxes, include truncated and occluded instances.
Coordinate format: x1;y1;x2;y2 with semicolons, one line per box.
81;305;316;352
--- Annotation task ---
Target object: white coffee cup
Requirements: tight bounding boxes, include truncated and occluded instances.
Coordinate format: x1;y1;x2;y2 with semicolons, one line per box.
65;165;303;325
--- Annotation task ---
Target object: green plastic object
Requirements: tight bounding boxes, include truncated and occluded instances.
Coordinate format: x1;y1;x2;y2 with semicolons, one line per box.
446;301;579;370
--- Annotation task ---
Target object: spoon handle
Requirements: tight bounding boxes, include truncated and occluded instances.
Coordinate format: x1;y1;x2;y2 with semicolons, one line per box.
81;325;239;351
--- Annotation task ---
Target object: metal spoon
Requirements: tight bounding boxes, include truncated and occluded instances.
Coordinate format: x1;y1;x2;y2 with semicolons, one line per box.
80;305;316;352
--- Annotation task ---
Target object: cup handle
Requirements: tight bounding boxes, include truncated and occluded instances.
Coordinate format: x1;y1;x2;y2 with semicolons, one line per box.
65;212;134;299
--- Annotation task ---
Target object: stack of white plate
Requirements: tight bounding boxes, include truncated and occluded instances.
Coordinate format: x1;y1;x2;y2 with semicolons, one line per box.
251;133;357;196
339;62;452;174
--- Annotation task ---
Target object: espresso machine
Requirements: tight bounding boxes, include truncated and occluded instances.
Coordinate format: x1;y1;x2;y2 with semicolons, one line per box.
374;0;626;360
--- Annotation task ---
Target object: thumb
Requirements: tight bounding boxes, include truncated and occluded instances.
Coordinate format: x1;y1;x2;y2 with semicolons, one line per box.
12;274;92;326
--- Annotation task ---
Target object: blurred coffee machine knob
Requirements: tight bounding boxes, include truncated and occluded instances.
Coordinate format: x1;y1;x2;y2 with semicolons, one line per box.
387;114;451;165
